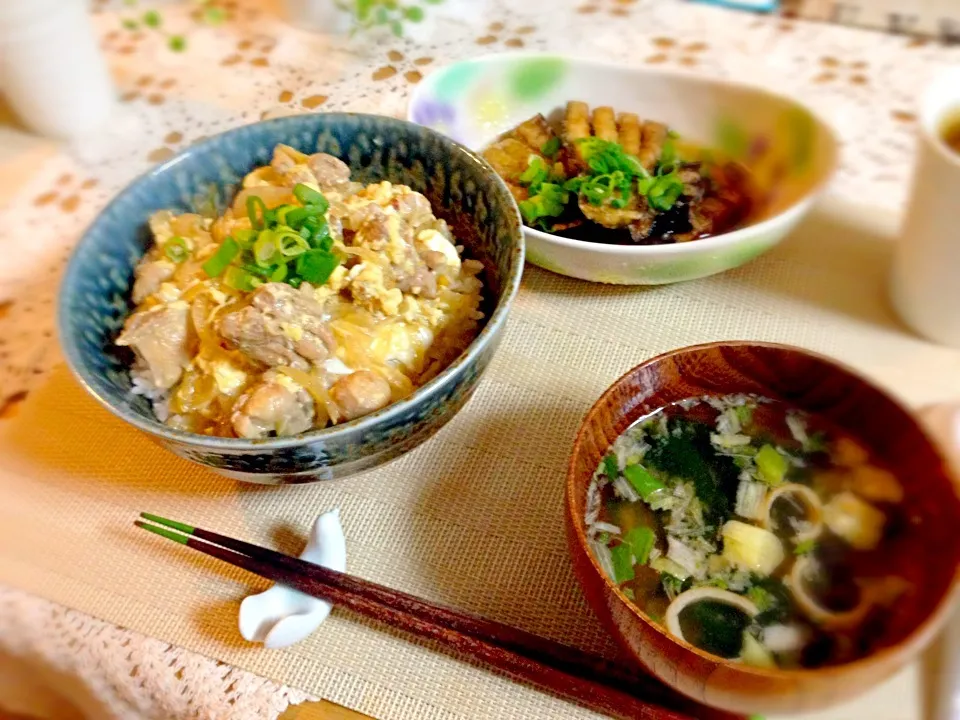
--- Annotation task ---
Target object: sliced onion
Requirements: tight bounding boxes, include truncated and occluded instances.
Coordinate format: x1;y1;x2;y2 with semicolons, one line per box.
665;586;760;654
787;555;869;630
763;483;824;543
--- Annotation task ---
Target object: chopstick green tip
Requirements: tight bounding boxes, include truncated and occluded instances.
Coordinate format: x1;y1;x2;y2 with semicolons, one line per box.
135;519;190;545
140;512;196;535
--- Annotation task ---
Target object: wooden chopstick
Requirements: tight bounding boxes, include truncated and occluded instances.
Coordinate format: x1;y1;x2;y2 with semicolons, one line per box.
136;514;743;720
140;513;662;693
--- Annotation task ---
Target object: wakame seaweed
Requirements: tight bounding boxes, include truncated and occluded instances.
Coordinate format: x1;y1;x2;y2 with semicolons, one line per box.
645;417;740;527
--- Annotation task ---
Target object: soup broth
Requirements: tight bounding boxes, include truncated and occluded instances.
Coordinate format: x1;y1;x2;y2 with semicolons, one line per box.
585;395;909;669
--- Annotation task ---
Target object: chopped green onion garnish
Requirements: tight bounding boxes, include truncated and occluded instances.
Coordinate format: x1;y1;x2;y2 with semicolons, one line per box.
242;263;271;278
541;136;561;158
293;184;328;213
274;204;299;226
645;173;685;212
278;232;310;257
233;228;257;248
610;543;635;584
283;206;314;230
201;236;240;277
309;224;332;250
247;196;268;230
519;155;550;189
603;454;619;481
518;183;568;224
756;445;788;486
624;526;655;565
658;139;678;174
270;263;289;282
253;231;280;267
163;236;189;263
296;249;340;285
223;266;261;291
794;539;817;556
288;277;303;289
623;464;666;500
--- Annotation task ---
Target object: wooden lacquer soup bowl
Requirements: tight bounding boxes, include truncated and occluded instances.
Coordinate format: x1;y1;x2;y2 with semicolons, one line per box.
566;341;960;715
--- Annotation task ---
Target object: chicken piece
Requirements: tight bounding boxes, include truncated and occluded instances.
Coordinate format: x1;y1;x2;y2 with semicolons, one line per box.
388;190;435;236
510;114;554;153
131;259;176;303
231;371;315;439
618;112;641;157
330;370;392;421
394;264;437;298
117;303;191;390
218;283;334;370
347;199;439;300
564;101;590;145
591;106;618;142
639;120;668;171
268;144;316;186
307;153;351;191
482;138;536;183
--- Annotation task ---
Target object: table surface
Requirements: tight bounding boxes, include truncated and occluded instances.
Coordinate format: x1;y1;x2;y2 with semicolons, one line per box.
2;2;960;720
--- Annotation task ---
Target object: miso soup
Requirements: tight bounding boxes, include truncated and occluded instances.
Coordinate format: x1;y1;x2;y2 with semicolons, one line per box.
585;395;909;669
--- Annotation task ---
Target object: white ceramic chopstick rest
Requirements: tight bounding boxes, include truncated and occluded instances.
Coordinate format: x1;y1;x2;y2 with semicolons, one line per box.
238;509;347;649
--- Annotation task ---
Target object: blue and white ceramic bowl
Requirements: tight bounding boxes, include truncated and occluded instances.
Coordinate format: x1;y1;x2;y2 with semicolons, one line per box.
59;113;524;484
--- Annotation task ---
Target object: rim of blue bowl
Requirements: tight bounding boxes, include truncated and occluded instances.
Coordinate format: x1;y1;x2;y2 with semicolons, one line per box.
58;112;525;450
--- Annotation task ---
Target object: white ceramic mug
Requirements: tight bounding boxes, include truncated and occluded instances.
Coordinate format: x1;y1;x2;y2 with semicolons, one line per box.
890;67;960;347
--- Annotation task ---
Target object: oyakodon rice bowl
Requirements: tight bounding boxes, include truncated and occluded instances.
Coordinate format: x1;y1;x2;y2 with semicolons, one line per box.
120;146;484;439
59;114;524;483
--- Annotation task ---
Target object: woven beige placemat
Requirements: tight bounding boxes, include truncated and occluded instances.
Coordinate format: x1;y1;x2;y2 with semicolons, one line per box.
0;197;954;719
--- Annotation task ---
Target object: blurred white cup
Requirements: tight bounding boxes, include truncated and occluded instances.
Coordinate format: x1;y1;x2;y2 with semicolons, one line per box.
890;67;960;347
0;0;116;140
281;0;353;34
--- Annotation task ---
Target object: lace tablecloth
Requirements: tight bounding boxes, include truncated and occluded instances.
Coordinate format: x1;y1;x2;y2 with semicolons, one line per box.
2;1;960;719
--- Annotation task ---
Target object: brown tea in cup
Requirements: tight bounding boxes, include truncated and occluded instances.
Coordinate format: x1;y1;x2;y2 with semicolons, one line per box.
942;111;960;155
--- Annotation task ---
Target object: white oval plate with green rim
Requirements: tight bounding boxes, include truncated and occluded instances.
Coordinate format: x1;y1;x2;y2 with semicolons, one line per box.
408;52;838;285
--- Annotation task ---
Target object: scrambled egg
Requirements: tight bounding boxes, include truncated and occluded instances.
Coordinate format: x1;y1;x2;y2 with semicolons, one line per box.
416;229;461;270
212;361;248;395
